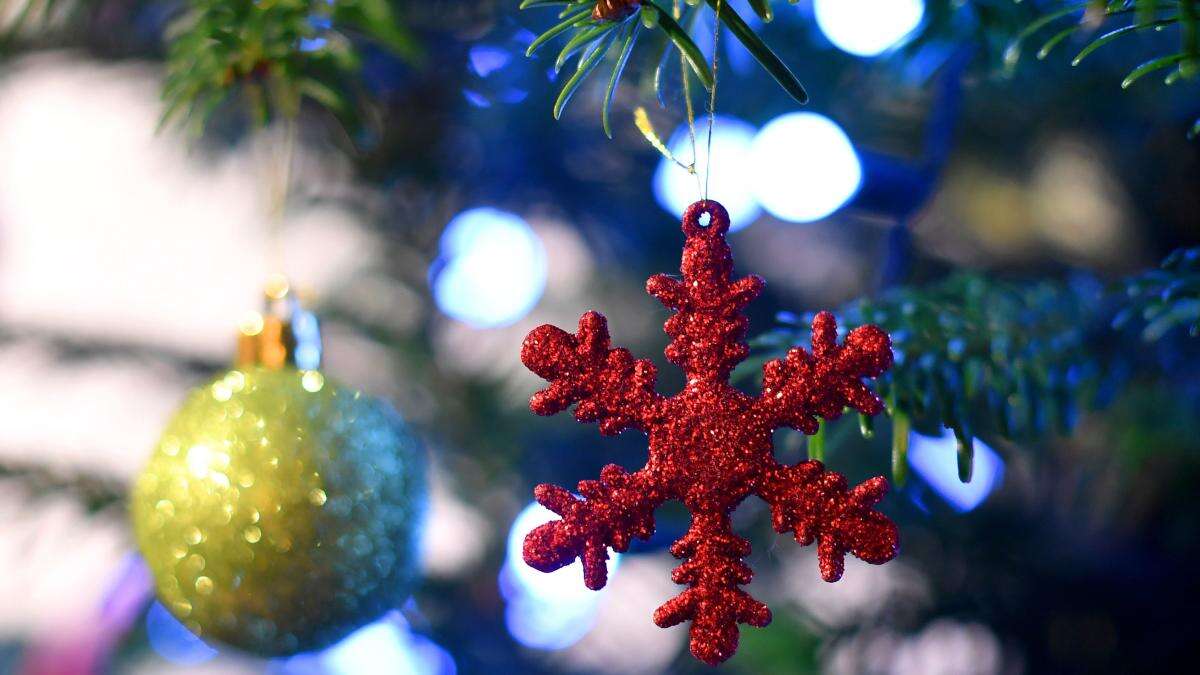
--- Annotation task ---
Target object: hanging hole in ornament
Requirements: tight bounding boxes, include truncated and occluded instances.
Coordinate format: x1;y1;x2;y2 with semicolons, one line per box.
682;200;730;237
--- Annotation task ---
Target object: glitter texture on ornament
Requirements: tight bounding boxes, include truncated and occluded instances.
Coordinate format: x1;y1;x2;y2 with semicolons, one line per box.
132;367;425;656
520;200;899;665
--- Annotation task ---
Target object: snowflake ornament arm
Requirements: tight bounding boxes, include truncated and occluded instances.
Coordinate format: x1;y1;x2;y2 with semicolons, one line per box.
520;309;667;589
521;310;663;434
521;200;899;666
651;510;772;665
523;464;665;590
756;310;893;433
758;461;897;582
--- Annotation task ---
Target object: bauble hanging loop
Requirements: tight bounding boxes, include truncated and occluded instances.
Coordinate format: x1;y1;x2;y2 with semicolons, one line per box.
234;274;322;371
681;199;731;237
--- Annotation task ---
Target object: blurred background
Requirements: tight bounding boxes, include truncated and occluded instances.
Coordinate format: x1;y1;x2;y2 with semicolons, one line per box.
1;0;1199;673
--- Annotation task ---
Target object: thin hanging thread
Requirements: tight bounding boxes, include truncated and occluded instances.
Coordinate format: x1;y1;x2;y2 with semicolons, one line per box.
266;120;297;276
676;0;703;199
704;0;723;200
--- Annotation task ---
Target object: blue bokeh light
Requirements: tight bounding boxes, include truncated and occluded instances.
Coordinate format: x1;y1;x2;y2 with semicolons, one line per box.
462;89;491;108
468;46;511;78
503;502;620;605
273;614;456;675
503;591;597;651
299;37;328;52
499;501;618;650
652;116;761;231
292;308;322;370
145;602;218;666
908;430;1005;512
430;208;547;328
813;0;926;58
748;112;861;223
300;14;332;52
321;618;455;675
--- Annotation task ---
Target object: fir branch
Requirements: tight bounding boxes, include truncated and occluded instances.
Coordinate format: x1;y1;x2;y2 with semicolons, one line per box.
160;0;422;135
750;247;1200;486
0;0;74;39
0;0;119;52
521;0;804;131
0;460;128;513
892;0;1039;79
746;275;1108;485
1006;0;1200;137
1114;247;1200;339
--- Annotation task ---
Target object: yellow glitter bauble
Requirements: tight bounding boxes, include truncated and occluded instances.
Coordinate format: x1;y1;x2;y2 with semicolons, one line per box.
131;366;425;656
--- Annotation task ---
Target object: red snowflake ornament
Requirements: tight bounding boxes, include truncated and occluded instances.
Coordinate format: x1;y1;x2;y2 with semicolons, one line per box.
521;200;898;665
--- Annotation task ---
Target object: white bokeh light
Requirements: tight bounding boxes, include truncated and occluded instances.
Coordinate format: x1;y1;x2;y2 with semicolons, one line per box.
825;620;1004;675
500;501;619;650
420;468;489;578
652;115;761;230
554;555;685;674
270;613;456;675
0;55;379;360
503;501;620;606
318;617;455;675
749;112;862;222
908;430;1004;512
814;0;926;58
431;208;547;329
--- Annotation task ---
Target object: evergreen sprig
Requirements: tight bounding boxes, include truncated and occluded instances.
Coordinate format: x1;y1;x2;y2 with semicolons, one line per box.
0;0;94;48
1006;0;1200;137
0;460;127;513
747;275;1104;486
521;0;806;137
0;0;65;37
903;0;1038;72
1114;247;1200;339
161;0;422;134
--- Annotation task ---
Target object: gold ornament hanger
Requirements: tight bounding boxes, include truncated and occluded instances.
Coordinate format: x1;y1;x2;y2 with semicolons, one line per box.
235;274;322;371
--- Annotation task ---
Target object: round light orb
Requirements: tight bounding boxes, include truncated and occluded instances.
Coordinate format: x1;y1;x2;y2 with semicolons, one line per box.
504;501;620;606
749;112;862;223
813;0;926;58
500;501;618;650
907;430;1005;513
653;115;761;231
431;208;547;328
320;618;453;675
